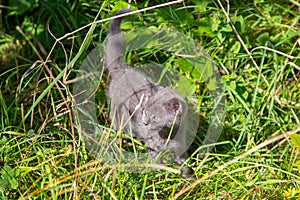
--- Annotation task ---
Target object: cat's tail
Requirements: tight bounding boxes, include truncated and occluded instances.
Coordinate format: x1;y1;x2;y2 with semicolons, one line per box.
109;8;131;36
106;8;131;70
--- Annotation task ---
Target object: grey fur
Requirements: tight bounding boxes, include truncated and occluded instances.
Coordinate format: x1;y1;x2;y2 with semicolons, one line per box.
105;9;192;177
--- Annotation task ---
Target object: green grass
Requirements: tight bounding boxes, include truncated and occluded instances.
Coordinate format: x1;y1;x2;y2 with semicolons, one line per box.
1;0;300;199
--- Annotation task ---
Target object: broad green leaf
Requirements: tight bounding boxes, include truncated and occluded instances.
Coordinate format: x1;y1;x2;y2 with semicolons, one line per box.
10;178;19;190
207;77;217;91
295;160;300;172
0;165;19;190
230;81;236;90
195;0;211;12
221;24;233;32
175;76;196;97
0;178;9;191
196;17;218;37
209;16;220;32
257;32;270;45
112;1;135;12
230;41;241;54
217;32;226;44
177;57;214;82
192;58;214;82
233;16;246;33
157;7;193;25
290;134;300;150
175;58;200;79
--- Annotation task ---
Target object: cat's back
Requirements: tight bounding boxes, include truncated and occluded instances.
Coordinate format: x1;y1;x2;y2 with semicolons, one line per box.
108;67;154;100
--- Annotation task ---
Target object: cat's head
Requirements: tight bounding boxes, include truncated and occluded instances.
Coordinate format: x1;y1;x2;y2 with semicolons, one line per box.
140;89;187;138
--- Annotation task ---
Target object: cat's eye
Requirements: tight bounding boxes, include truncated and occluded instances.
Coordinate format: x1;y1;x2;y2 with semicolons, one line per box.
151;115;160;121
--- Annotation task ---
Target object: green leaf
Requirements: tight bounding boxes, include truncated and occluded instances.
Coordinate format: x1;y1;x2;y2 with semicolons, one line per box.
175;76;196;97
233;16;246;33
10;179;19;190
157;7;193;25
230;41;241;54
0;178;9;191
195;58;214;82
112;1;134;12
209;16;220;32
295;160;300;172
175;58;200;79
196;17;218;37
257;32;270;45
230;81;236;90
290;134;300;150
195;0;211;12
221;24;233;32
0;165;19;190
207;77;217;90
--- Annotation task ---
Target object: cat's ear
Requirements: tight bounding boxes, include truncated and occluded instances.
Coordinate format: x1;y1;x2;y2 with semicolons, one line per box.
163;98;182;114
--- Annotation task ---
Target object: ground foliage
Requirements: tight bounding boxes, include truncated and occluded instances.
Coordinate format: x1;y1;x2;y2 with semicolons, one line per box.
0;0;300;199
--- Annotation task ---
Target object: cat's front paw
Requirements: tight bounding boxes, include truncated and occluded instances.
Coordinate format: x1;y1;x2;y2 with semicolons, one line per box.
181;166;195;179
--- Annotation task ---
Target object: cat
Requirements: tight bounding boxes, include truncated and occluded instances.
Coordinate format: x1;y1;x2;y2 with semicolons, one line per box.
105;8;192;178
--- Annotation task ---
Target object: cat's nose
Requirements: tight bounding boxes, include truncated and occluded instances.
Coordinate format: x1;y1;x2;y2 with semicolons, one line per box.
143;118;150;126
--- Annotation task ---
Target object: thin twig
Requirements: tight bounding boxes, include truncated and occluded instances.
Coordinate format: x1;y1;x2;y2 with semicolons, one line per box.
251;46;300;60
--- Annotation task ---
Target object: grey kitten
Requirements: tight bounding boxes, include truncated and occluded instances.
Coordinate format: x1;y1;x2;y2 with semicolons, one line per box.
106;9;192;177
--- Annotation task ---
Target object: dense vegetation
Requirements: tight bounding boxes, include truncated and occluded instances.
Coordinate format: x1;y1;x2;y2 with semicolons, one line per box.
0;0;299;199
